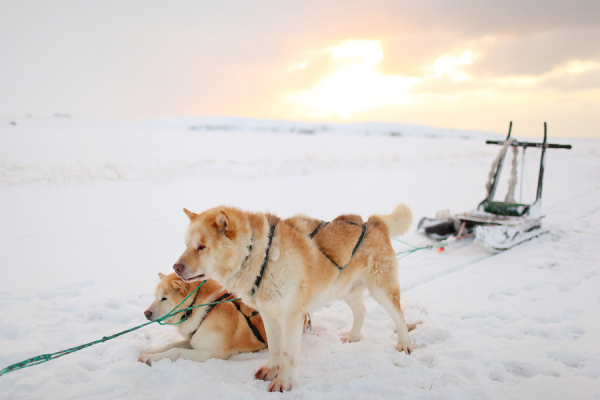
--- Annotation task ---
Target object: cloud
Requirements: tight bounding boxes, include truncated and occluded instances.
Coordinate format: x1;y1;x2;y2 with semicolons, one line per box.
467;28;600;77
380;0;600;35
412;55;600;96
540;65;600;92
412;61;600;96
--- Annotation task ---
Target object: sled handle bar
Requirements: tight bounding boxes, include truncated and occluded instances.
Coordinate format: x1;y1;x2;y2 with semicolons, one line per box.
486;140;572;150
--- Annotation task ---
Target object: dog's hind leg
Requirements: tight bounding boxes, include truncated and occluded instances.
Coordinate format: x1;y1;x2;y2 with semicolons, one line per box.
341;284;366;343
268;311;305;392
365;262;412;354
255;313;282;382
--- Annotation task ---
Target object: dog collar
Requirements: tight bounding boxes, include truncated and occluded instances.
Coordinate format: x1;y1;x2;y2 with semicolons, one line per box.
250;224;276;296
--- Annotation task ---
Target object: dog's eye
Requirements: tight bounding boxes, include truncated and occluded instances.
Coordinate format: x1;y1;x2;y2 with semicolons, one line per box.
197;245;206;252
161;297;167;301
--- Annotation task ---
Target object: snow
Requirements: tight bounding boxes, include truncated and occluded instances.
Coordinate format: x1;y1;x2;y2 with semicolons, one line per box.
0;117;599;399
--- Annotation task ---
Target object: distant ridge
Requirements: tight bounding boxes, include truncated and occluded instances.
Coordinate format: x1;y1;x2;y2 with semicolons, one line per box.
127;116;502;140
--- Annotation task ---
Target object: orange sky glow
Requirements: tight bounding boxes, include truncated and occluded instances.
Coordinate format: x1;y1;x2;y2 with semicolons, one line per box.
224;37;600;138
1;1;599;138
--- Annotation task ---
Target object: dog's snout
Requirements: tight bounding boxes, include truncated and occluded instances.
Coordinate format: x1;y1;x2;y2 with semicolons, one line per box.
144;310;153;320
173;263;185;275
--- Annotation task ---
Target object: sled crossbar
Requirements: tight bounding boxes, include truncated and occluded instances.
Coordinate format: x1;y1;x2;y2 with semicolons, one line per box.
486;140;571;150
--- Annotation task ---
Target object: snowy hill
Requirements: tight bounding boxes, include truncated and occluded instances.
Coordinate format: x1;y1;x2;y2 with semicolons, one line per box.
0;116;598;399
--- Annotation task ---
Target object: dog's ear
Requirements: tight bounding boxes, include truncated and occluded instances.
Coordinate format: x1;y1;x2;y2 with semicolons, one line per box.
183;208;197;220
170;279;189;296
158;272;166;280
214;211;236;240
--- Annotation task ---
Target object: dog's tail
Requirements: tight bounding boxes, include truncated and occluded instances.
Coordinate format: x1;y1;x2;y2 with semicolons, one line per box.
373;203;413;237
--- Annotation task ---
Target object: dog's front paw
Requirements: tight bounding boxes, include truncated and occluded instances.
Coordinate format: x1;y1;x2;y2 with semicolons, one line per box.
255;365;279;381
341;332;361;343
138;354;154;366
396;342;413;354
268;377;292;392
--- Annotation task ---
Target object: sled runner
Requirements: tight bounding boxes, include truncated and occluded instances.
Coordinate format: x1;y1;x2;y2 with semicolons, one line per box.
417;122;571;252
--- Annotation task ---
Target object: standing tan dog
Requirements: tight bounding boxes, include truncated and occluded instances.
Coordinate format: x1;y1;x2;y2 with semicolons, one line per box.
139;273;267;364
173;204;413;392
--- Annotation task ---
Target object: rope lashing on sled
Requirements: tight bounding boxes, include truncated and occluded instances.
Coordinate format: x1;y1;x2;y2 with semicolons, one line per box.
485;138;519;203
504;141;519;203
0;280;241;377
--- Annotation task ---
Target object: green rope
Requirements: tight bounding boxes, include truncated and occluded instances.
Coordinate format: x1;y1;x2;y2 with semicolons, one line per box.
393;238;434;259
0;280;240;377
396;247;431;260
393;235;460;259
393;238;419;248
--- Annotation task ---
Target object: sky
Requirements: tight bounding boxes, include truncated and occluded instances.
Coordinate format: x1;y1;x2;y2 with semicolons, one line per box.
1;0;599;138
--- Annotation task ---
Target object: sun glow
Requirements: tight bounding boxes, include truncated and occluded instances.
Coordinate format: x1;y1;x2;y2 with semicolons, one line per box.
279;39;600;138
285;40;421;119
432;51;474;81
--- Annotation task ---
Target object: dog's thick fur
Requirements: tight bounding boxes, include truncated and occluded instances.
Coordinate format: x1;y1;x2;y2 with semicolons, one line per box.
139;273;267;364
174;204;413;392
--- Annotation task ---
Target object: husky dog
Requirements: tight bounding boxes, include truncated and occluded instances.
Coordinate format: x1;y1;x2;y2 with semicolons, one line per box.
173;204;413;391
139;273;267;364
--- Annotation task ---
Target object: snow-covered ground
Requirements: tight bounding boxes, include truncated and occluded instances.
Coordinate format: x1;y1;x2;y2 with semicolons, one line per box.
0;117;598;399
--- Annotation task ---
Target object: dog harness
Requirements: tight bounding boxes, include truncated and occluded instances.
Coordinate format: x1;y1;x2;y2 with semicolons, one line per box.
190;291;235;335
309;220;368;274
249;225;276;296
309;221;329;238
188;291;266;345
249;220;368;297
179;283;203;322
231;300;266;344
